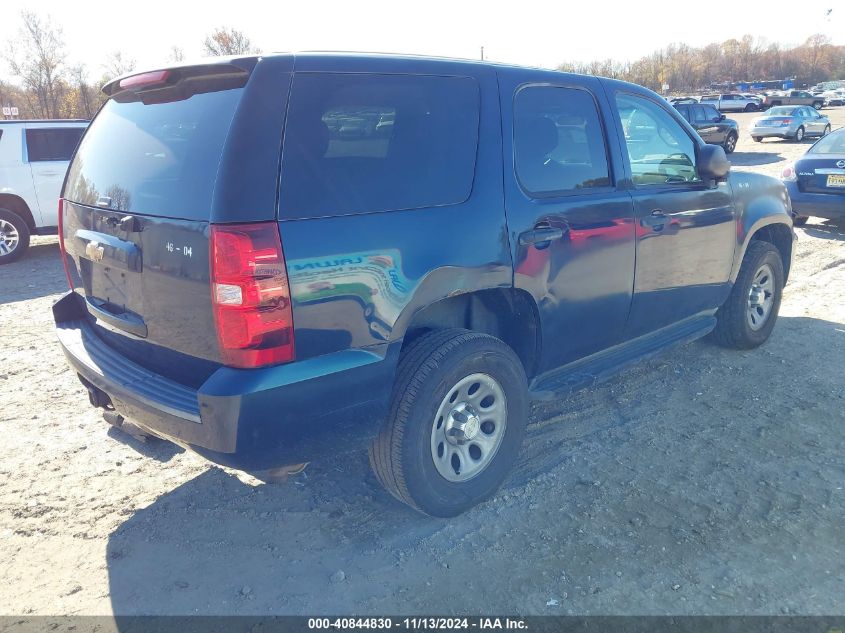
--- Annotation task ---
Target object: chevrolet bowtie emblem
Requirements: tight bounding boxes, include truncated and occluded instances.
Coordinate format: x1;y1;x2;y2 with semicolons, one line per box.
85;241;105;262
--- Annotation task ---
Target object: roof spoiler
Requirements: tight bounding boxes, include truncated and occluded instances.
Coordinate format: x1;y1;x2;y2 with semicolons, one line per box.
102;57;259;104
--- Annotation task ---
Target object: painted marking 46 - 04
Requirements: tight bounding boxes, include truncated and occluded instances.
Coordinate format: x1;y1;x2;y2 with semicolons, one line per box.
165;242;193;257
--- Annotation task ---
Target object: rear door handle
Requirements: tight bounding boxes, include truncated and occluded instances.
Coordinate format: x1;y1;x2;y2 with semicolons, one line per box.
640;210;668;230
519;226;566;247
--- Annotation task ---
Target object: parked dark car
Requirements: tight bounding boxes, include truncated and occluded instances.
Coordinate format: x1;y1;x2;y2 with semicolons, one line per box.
781;126;845;225
674;103;740;153
54;54;794;517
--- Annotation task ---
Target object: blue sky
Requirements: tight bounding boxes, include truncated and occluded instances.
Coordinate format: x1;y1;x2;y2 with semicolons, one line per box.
2;0;842;82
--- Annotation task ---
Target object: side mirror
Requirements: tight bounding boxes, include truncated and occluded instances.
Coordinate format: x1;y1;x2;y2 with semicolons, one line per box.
718;114;726;122
699;144;730;182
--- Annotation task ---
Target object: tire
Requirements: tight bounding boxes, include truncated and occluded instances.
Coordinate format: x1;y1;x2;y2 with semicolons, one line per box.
794;126;805;142
369;328;528;517
744;103;755;112
723;132;738;154
793;216;809;226
753;136;763;143
0;209;31;265
813;102;823;111
710;241;784;350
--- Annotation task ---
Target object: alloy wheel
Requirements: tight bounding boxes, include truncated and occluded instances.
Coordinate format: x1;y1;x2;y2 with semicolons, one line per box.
430;373;507;482
0;219;20;257
747;263;775;331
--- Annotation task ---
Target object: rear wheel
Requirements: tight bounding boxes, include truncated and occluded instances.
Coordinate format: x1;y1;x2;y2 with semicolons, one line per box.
794;126;805;142
813;101;823;111
744;103;755;112
752;136;763;143
723;132;738;154
369;329;528;517
710;241;784;349
0;209;30;265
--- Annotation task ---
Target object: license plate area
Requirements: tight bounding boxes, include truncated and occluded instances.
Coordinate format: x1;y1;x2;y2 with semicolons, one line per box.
826;174;845;188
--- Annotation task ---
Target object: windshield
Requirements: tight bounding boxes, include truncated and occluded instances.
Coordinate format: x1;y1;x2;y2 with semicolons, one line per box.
766;107;797;116
809;130;845;154
64;87;244;220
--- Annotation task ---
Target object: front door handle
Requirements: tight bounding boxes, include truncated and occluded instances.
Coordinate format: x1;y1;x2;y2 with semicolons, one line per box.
519;226;565;247
640;210;668;230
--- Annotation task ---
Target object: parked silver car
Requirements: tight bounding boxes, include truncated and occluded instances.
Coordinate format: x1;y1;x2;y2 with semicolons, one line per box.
749;106;831;142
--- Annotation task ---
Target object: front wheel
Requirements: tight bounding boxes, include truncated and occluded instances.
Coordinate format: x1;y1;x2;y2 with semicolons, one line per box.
752;136;763;143
0;209;31;265
794;126;805;142
710;241;784;349
744;103;755;112
813;102;823;111
723;132;738;154
369;329;528;517
793;216;809;226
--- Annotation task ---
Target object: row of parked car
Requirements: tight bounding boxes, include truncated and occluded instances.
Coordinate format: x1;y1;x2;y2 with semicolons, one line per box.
671;101;832;150
670;90;845;112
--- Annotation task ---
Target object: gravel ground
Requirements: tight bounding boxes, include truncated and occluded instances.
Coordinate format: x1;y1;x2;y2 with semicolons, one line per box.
1;109;844;617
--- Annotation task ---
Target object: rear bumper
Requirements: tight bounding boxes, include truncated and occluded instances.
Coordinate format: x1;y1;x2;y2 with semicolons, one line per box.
785;182;845;219
749;126;796;139
53;291;396;470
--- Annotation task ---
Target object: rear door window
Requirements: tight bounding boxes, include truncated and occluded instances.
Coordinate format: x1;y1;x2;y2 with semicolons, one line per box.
64;87;244;218
513;85;611;196
279;73;479;219
26;128;85;162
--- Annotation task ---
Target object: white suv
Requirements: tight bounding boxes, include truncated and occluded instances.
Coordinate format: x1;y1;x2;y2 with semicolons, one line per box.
0;120;88;263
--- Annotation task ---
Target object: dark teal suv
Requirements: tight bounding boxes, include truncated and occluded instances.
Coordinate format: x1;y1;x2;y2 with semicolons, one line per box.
674;103;740;154
54;53;793;516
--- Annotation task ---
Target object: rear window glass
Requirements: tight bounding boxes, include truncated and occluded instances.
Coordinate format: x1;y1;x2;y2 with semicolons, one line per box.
279;73;479;219
809;130;845;154
26;128;85;162
64;88;243;218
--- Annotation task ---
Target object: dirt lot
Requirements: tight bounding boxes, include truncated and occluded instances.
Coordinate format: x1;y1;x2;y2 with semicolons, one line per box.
1;109;844;617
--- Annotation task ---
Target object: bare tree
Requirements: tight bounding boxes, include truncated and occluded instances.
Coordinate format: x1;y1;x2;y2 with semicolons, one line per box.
203;27;259;56
102;51;136;79
68;65;96;119
802;34;833;85
168;46;185;63
6;11;67;118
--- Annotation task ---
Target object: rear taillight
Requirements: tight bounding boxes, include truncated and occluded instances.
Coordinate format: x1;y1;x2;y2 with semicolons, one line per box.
57;199;74;290
210;222;294;368
781;164;797;182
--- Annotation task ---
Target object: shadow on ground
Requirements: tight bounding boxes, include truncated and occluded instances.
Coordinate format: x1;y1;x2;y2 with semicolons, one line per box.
801;218;845;241
727;151;783;167
0;240;68;303
105;316;845;616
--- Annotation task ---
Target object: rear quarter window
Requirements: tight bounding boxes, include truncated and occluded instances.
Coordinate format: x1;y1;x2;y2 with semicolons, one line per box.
26;128;85;162
279;73;480;219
